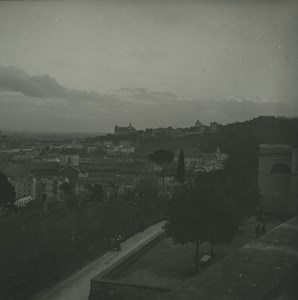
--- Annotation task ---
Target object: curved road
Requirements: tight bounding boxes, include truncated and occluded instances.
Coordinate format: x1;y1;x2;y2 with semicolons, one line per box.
32;221;165;300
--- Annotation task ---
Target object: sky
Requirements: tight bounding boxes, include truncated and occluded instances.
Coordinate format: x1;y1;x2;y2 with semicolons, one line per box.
0;0;297;133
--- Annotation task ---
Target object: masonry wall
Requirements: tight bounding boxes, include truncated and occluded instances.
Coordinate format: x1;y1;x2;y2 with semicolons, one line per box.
288;174;298;216
89;231;166;300
259;173;291;215
90;280;170;300
258;145;296;216
162;216;298;300
258;154;292;174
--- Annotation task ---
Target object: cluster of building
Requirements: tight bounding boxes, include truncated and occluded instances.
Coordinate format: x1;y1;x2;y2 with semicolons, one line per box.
3;125;297;219
0;120;221;165
1;146;229;209
114;123;137;136
114;121;221;139
184;148;228;172
0;136;136;164
0;122;229;210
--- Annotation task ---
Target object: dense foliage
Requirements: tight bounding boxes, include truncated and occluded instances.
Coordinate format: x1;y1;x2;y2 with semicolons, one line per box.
149;149;175;197
0;197;164;299
148;149;175;170
164;168;260;270
176;150;185;184
0;171;15;205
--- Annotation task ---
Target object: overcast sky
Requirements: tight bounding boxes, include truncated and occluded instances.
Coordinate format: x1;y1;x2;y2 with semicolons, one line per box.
0;0;297;132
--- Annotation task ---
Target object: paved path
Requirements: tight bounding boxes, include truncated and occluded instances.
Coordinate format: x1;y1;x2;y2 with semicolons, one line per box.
32;221;165;300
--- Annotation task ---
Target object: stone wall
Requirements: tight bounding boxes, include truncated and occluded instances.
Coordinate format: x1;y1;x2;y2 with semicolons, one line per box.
89;230;166;300
90;280;170;300
162;216;298;300
258;144;298;216
259;173;291;214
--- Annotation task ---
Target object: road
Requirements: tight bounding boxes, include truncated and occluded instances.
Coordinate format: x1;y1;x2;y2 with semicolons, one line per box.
32;221;165;300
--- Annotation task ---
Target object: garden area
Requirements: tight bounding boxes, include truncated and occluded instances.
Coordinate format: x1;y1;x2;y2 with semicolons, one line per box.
111;216;280;289
0;196;164;300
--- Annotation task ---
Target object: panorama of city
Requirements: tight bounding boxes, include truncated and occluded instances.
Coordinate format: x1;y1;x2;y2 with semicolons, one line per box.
1;116;298;299
0;1;298;300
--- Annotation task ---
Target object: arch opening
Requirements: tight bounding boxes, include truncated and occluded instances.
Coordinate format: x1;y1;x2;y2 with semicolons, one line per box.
270;163;291;174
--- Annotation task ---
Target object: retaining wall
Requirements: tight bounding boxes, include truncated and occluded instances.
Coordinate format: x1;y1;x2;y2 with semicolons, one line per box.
89;229;167;299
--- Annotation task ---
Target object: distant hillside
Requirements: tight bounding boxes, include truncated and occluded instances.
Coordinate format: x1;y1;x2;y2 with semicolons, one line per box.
136;116;298;175
137;117;296;149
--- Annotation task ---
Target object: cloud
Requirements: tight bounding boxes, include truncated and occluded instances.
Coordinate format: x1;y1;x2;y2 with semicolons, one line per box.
0;66;107;104
117;87;184;104
126;51;168;63
0;66;66;98
0;66;297;132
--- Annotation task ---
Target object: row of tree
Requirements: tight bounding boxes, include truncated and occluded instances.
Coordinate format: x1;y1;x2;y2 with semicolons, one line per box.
164;169;260;270
148;146;260;270
0;174;164;299
0;171;15;206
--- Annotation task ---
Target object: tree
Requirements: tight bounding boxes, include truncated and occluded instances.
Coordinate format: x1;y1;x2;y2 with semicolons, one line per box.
107;180;119;202
0;172;15;206
84;184;105;204
59;182;77;242
164;169;255;270
60;182;76;208
149;149;174;197
223;140;261;221
164;184;206;270
194;171;240;256
176;149;185;184
135;177;158;209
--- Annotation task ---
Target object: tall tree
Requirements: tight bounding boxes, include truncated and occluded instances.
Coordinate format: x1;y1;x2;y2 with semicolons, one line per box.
149;149;174;197
194;171;240;256
164;184;206;270
59;182;77;242
0;172;15;206
88;184;105;203
135;177;158;209
164;169;258;270
176;149;185;184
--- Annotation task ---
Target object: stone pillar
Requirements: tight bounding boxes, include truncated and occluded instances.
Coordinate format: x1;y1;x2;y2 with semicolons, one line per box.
291;147;298;174
287;148;298;216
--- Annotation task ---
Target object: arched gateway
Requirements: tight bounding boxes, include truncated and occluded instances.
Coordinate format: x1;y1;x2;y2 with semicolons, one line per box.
258;144;298;217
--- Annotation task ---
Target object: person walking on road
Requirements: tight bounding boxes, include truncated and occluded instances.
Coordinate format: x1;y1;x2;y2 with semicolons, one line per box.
116;233;122;251
261;223;266;235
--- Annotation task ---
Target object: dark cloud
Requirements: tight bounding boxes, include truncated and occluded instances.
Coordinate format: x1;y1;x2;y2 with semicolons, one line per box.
0;66;66;98
0;66;106;104
118;87;182;104
0;66;297;132
116;91;298;128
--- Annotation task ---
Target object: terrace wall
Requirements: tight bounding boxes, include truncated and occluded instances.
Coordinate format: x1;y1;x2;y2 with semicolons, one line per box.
89;230;166;300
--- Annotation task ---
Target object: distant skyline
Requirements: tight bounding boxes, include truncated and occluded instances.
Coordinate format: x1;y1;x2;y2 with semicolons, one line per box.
0;0;297;132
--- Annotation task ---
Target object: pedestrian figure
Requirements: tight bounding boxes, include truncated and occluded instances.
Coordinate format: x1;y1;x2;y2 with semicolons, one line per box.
261;223;266;235
116;233;122;251
255;223;261;238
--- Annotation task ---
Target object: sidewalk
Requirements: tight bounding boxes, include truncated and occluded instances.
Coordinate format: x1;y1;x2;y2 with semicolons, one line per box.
32;221;165;300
